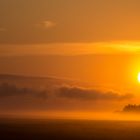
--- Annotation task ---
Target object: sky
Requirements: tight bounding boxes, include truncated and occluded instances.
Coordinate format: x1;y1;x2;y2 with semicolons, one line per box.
0;0;140;85
1;0;140;117
0;0;140;55
1;0;140;85
0;0;140;44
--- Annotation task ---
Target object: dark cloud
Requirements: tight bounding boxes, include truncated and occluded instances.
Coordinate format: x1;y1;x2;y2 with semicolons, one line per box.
0;83;48;99
56;86;133;101
0;83;133;102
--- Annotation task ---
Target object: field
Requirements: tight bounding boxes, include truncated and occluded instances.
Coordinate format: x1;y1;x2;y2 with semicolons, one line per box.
0;119;140;140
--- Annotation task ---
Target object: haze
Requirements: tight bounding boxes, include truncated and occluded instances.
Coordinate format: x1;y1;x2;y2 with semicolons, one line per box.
1;0;140;120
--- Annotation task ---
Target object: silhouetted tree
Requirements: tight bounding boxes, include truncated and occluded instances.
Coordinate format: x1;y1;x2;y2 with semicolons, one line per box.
123;104;140;113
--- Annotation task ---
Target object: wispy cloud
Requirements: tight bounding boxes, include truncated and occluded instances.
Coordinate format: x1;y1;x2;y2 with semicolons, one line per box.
55;86;133;101
37;20;56;29
1;42;140;57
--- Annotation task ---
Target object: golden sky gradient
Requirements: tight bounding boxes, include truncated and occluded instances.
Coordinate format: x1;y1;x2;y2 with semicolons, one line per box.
1;42;140;56
1;0;140;117
0;42;140;56
1;0;140;43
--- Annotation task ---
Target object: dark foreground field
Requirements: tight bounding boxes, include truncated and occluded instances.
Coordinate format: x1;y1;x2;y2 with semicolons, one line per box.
0;119;140;140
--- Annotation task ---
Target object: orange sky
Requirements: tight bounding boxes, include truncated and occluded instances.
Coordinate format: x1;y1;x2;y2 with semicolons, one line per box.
1;42;140;56
1;43;140;95
1;0;140;43
1;0;140;117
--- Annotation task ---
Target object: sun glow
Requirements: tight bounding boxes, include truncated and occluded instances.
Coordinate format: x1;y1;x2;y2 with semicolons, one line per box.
138;72;140;83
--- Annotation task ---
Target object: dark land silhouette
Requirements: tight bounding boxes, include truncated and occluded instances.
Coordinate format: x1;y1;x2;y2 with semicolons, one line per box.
1;119;140;140
123;104;140;113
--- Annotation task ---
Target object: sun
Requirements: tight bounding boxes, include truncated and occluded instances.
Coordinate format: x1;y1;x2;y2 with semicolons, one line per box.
138;72;140;83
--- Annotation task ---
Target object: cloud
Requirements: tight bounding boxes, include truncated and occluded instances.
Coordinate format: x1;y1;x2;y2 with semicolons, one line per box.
55;86;133;101
0;83;48;99
0;83;133;102
37;20;56;29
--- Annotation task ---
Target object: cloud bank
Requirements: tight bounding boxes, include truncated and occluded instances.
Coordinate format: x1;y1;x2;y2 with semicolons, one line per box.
0;83;48;99
0;83;133;101
56;86;133;101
